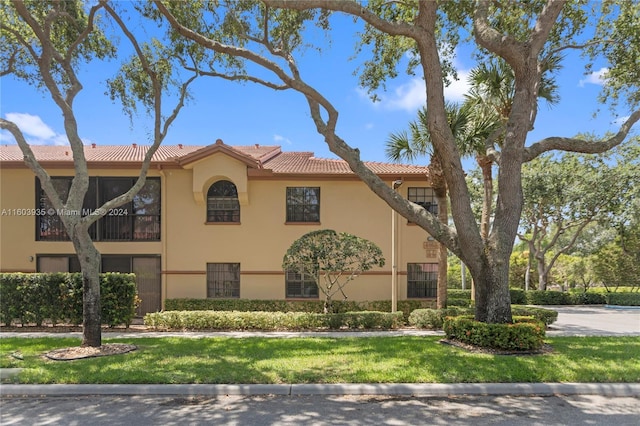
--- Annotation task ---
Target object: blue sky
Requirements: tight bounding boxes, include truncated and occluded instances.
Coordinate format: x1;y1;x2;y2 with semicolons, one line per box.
0;11;632;166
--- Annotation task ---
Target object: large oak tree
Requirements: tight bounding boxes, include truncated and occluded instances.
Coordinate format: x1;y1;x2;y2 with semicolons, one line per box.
148;0;639;323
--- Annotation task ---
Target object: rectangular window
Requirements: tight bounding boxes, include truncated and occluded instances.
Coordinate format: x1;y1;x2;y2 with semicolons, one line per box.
286;187;320;222
407;263;438;298
408;187;438;215
285;270;319;299
36;177;161;241
37;255;81;273
207;263;240;298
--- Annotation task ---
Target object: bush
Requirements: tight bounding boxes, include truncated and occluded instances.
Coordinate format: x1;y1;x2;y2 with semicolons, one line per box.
408;307;471;329
164;299;435;323
408;305;557;329
0;272;137;327
447;298;471;307
443;316;546;351
510;305;558;326
447;289;471;299
568;292;607;305
509;289;527;304
605;292;640;306
144;310;404;331
525;290;572;305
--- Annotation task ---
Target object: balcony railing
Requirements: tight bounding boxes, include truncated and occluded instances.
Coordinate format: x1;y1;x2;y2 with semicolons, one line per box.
38;214;160;241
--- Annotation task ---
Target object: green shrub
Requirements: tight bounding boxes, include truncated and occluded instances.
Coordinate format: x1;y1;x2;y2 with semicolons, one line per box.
447;289;471;299
408;307;472;329
443;315;545;351
446;298;471;307
144;310;403;330
605;292;640;306
0;272;137;327
509;289;527;304
525;290;572;305
510;305;558;326
164;299;435;323
568;292;607;305
408;305;557;329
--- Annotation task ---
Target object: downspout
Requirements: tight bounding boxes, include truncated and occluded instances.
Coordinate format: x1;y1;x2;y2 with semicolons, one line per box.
158;165;168;310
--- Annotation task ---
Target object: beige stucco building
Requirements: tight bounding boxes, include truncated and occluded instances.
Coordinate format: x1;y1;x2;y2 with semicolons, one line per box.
0;141;440;315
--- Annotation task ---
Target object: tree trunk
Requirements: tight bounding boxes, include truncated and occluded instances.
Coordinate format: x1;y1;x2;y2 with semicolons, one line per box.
477;155;493;240
472;260;513;323
71;226;102;347
431;157;448;309
537;255;548;291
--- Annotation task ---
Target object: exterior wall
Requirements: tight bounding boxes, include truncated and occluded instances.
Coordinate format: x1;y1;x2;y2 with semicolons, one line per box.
163;170;436;302
0;158;437;308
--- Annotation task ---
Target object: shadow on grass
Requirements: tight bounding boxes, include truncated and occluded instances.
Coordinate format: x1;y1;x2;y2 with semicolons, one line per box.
1;336;639;384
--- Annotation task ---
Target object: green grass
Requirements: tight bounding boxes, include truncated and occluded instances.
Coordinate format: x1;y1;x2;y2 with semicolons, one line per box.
1;337;638;384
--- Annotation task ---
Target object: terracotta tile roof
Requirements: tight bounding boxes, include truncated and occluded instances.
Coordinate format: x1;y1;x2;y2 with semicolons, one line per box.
0;143;429;176
0;144;279;163
264;152;429;175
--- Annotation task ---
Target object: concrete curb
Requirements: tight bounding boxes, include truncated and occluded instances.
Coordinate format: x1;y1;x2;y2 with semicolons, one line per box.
2;383;639;397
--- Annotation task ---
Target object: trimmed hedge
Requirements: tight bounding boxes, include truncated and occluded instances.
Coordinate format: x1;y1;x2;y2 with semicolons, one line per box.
447;289;471;299
0;272;138;327
568;292;607;305
605;292;640;306
408;307;470;329
443;315;546;351
524;290;573;305
510;305;558;326
408;305;557;329
509;289;527;304
443;289;527;305
144;310;404;331
165;299;436;320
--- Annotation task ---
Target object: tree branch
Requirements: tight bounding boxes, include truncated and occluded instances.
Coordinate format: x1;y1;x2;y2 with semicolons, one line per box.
523;109;640;162
261;0;416;37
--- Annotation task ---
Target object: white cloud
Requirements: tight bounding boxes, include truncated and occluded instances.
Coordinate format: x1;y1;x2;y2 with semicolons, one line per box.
385;78;426;112
5;113;56;140
273;134;292;145
364;122;374;130
365;71;471;113
579;67;608;87
444;70;471;103
2;112;80;146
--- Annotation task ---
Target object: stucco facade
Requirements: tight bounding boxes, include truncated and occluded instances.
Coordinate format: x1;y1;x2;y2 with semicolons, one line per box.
0;142;439;314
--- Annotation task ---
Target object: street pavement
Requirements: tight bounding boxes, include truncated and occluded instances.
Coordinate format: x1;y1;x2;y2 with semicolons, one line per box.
1;394;640;425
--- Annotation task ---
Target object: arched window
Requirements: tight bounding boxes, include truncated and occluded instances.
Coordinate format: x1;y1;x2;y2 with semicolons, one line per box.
207;180;240;223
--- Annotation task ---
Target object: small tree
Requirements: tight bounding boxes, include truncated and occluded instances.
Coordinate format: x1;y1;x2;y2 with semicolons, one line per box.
282;230;385;313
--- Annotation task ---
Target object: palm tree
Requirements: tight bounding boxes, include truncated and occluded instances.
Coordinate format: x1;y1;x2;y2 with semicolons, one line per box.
466;57;561;289
387;102;498;308
388;57;562;303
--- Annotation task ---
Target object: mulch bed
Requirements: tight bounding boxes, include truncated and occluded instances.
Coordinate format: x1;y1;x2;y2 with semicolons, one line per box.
44;343;138;361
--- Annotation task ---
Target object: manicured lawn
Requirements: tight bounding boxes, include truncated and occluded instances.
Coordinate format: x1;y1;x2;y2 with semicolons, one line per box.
1;336;638;384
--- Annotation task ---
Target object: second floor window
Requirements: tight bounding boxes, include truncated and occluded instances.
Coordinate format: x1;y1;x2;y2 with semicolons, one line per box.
408;187;438;215
286;187;320;222
207;180;240;223
36;176;161;241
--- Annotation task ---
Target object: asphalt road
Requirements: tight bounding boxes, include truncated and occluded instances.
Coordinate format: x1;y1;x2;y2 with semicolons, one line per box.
2;394;639;425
